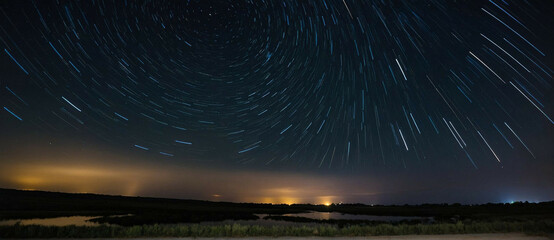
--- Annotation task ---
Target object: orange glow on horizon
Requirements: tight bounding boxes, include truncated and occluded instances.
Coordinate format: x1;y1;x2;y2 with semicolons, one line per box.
3;163;144;196
0;152;365;205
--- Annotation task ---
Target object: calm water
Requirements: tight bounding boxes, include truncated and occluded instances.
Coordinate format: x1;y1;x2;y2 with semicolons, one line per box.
196;215;324;227
0;216;104;226
282;211;429;221
199;212;429;226
0;212;428;227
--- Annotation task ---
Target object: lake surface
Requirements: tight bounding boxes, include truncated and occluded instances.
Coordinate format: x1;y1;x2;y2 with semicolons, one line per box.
196;215;323;227
198;212;429;226
0;216;104;226
0;212;428;227
282;211;429;221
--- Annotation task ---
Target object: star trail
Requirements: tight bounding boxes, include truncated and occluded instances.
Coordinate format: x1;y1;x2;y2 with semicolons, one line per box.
0;0;553;185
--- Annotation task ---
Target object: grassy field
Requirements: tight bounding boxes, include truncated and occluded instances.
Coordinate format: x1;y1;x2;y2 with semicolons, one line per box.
1;220;553;238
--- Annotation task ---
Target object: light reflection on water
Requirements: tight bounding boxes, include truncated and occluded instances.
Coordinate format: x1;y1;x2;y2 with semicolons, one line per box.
196;215;322;227
283;211;428;221
0;216;104;226
198;212;428;227
0;212;428;227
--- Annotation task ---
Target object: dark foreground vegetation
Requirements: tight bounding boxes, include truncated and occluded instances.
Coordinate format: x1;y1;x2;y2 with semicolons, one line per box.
1;220;553;238
1;188;554;237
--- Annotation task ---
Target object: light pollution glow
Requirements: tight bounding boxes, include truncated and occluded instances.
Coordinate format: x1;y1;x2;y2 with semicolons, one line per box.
0;152;349;204
0;142;552;204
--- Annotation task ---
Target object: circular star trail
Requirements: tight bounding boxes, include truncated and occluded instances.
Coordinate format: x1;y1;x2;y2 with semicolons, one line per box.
1;0;553;169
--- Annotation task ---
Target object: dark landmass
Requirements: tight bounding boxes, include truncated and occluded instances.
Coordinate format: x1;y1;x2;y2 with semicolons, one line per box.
1;188;553;226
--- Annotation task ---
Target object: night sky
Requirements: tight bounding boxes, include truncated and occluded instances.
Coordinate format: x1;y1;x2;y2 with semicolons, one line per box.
0;0;553;204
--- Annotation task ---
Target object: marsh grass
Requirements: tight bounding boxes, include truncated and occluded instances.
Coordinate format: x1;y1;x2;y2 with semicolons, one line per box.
1;220;553;238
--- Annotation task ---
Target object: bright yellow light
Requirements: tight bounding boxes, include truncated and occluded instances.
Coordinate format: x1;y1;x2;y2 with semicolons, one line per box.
324;202;331;206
